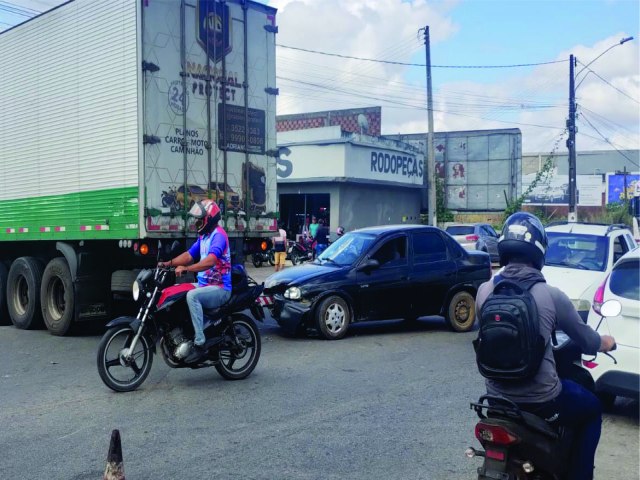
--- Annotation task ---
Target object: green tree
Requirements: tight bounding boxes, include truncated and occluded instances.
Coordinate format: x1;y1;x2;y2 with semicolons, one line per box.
504;132;566;221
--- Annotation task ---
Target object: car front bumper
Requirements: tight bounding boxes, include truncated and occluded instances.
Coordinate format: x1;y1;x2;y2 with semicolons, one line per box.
596;371;640;399
272;294;312;333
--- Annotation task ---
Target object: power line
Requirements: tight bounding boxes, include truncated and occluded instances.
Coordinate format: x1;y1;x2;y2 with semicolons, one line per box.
580;106;637;134
579;112;640;167
277;75;565;131
576;60;640;105
277;43;568;68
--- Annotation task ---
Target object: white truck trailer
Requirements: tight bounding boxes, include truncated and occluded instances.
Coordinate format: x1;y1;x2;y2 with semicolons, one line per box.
0;0;279;334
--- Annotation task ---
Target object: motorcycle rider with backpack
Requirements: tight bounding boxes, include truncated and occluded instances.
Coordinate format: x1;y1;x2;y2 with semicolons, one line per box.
473;212;616;480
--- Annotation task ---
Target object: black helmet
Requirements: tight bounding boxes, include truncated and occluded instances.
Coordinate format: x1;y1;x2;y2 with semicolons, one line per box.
498;212;547;270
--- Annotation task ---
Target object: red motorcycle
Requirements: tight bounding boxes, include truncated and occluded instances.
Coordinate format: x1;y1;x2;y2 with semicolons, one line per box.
289;237;315;265
96;247;265;392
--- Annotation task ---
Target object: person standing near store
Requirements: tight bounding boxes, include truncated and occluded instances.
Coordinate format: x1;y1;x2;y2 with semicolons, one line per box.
273;225;288;272
315;219;329;257
309;216;319;240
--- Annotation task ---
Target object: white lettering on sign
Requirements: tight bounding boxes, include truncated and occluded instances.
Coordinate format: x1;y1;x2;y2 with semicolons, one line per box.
370;152;423;178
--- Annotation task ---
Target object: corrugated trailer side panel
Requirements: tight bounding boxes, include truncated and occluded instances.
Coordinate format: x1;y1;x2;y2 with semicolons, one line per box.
0;0;140;241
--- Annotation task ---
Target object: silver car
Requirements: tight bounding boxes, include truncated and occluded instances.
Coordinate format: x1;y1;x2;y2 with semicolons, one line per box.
445;223;499;262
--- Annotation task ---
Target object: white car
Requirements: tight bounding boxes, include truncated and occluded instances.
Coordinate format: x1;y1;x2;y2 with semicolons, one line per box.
583;247;639;407
542;222;637;322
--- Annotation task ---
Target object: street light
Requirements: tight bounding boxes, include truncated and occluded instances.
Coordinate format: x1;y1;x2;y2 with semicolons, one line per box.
566;36;634;222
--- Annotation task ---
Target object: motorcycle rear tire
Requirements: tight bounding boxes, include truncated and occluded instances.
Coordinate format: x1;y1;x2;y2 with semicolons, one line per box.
252;253;263;268
290;250;300;265
268;251;275;266
215;314;261;380
97;326;154;392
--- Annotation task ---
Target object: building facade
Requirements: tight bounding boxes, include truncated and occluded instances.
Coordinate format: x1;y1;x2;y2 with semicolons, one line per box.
276;126;424;238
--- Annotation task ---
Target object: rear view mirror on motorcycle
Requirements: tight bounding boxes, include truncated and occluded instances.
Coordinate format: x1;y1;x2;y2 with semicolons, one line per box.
600;299;622;318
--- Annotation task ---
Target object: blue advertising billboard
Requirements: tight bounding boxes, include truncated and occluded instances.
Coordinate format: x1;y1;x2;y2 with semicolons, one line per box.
606;173;640;203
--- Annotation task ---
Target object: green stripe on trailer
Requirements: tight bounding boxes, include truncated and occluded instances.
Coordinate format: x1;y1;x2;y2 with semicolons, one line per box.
0;187;139;241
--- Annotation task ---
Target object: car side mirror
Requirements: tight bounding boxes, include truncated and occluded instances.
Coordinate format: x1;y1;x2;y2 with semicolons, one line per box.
356;258;380;273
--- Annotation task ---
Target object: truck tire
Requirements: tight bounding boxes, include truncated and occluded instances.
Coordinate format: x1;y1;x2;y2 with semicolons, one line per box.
111;270;139;293
41;257;75;336
7;257;45;330
0;262;10;325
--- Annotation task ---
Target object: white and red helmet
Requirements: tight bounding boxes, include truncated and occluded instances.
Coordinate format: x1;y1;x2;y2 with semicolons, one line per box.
189;199;221;234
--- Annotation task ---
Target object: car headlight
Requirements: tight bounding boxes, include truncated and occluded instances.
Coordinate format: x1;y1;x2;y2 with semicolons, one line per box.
284;286;301;300
132;280;141;301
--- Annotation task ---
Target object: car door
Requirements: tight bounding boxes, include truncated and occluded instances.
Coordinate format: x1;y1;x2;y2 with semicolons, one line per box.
603;255;640;367
482;225;499;259
355;234;411;321
611;233;631;266
409;231;457;317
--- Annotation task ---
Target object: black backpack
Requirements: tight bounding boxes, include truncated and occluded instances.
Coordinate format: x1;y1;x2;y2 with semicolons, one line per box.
473;277;547;381
231;264;250;294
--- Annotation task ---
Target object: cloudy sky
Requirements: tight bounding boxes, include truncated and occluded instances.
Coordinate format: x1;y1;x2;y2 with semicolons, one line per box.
2;0;639;154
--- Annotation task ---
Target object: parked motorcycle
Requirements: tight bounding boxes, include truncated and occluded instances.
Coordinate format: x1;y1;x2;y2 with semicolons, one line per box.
96;246;265;392
465;300;620;479
250;239;274;268
251;249;275;268
288;239;314;265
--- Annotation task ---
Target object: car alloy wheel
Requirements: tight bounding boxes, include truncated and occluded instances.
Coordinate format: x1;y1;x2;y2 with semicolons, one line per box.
316;295;350;340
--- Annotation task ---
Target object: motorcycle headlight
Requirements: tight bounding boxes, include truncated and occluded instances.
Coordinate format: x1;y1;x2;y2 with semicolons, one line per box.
132;280;141;301
284;286;301;300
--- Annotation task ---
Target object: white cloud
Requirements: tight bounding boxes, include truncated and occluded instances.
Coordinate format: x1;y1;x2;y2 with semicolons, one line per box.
274;1;639;154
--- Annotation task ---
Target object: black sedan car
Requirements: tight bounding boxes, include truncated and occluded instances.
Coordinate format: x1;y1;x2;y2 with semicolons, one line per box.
263;225;492;339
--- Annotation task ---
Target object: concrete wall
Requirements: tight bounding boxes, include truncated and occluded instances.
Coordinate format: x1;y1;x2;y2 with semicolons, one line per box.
337;183;421;232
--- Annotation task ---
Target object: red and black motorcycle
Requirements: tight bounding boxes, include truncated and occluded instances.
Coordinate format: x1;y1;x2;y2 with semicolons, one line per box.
97;255;265;392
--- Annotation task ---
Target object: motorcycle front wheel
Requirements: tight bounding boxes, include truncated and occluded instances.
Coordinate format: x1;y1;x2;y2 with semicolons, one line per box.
290;250;300;265
97;326;154;392
215;314;261;380
268;250;276;266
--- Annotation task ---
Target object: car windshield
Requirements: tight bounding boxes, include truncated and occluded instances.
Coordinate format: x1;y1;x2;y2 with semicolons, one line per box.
446;226;474;235
316;232;376;266
545;232;608;271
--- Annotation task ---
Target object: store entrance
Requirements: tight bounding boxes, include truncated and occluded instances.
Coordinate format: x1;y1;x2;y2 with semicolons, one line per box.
279;193;330;240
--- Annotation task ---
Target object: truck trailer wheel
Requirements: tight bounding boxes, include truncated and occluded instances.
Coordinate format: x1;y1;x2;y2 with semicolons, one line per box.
41;257;74;336
7;257;45;330
0;262;10;325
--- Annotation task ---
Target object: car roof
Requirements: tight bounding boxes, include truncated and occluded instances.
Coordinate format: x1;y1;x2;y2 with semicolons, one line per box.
546;222;630;236
352;224;441;235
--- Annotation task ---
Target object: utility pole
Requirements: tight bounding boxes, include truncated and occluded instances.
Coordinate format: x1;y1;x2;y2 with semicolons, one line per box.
422;26;437;226
567;54;577;222
616;166;629;202
566;37;633;223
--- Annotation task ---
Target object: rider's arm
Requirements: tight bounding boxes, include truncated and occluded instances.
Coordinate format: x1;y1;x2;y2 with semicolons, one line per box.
185;253;217;273
167;251;193;267
549;287;604;356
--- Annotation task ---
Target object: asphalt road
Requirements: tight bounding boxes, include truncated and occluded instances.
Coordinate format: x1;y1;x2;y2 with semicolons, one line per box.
0;262;637;479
